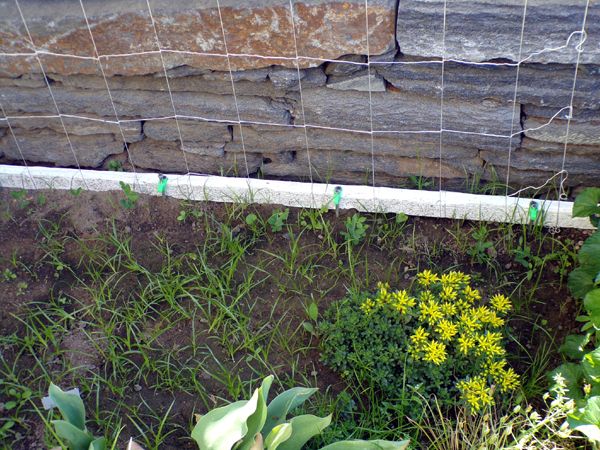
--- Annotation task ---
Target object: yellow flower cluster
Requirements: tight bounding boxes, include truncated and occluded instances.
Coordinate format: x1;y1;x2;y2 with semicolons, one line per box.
359;270;519;412
456;376;494;411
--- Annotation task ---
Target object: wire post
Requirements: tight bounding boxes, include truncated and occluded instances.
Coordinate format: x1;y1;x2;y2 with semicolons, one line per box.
363;0;377;198
145;0;193;194
504;0;529;208
287;0;317;207
213;0;251;182
78;0;139;187
0;100;37;188
556;0;591;226
13;0;88;188
438;0;448;216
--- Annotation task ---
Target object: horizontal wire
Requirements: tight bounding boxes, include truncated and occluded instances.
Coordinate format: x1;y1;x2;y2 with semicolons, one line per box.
0;30;586;68
0;106;571;140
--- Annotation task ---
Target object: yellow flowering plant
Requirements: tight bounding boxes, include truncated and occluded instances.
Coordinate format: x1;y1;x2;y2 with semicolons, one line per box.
319;270;520;415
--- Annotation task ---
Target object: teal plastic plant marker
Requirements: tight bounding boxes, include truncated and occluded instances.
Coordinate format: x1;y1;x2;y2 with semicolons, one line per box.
333;186;342;217
529;201;539;222
158;175;168;195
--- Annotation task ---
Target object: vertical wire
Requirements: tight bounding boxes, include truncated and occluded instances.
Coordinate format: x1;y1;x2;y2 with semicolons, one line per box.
214;0;251;179
145;0;193;191
287;0;315;202
0;101;37;188
505;0;528;204
556;0;590;224
79;0;139;186
14;0;88;188
363;0;377;195
438;0;448;215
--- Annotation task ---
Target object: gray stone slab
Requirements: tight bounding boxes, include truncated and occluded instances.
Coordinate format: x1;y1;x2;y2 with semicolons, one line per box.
327;72;386;92
0;129;123;167
397;0;600;64
143;119;231;144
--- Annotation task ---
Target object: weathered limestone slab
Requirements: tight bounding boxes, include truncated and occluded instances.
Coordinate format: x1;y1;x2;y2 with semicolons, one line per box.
143;119;231;144
262;148;484;180
0;86;292;124
327;71;386;92
397;0;600;64
481;146;600;174
0;129;123;167
7;116;143;142
377;58;600;109
129;138;261;175
0;0;397;76
296;87;520;151
226;124;479;159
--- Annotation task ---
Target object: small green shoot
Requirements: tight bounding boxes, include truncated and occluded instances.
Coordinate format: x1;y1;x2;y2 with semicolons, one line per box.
267;209;289;233
119;182;139;210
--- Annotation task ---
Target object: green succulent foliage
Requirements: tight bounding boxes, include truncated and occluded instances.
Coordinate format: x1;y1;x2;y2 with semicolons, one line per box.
47;383;106;450
190;375;409;450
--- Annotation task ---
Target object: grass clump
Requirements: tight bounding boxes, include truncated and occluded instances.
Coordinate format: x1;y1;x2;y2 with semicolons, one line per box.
319;270;520;419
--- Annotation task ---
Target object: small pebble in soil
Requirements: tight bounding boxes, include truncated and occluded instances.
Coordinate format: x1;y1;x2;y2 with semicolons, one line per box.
134;384;142;392
318;234;323;240
125;226;131;234
311;370;318;376
505;263;512;269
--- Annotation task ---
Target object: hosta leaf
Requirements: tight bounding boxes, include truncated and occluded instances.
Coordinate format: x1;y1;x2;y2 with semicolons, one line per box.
264;423;293;450
262;387;318;437
573;188;600;220
52;420;94;450
237;376;274;450
277;414;332;450
191;391;260;450
88;437;107;450
49;383;86;430
320;440;410;450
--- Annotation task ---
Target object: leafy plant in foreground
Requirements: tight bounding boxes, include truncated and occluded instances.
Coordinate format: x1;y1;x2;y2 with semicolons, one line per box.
552;187;600;445
319;271;520;416
119;181;139;210
45;383;106;450
191;375;409;450
267;208;289;232
341;214;368;246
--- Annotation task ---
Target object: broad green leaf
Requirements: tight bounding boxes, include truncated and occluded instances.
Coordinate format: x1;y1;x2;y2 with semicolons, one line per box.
262;387;318;437
569;267;598;299
573;188;600;221
585;290;600;315
320;440;410;450
560;334;591;359
191;391;260;450
569;396;600;442
89;437;107;450
52;420;94;450
580;232;600;272
237;376;274;450
264;423;293;450
550;363;584;401
583;347;600;383
49;383;86;430
277;414;332;450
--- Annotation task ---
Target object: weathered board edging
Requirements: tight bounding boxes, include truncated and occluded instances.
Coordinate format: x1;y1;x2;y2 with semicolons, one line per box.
0;165;593;229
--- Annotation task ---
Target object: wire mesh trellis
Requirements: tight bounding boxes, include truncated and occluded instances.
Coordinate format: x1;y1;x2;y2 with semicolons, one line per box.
0;0;594;227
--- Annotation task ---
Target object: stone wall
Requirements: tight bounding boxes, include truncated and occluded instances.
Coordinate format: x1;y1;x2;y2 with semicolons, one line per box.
0;0;599;192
